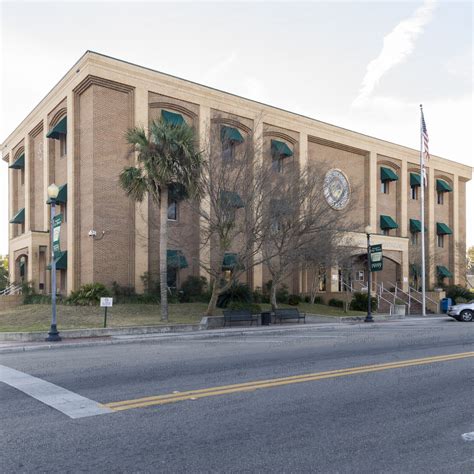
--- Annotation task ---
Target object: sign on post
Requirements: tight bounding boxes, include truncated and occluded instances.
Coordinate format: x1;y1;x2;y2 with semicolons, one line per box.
100;298;113;307
52;214;63;258
100;298;113;328
369;244;383;272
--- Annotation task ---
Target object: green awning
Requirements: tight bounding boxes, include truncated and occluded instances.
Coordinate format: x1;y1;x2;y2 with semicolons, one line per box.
380;215;398;230
222;252;238;270
436;223;452;235
410;173;421;187
271;139;293;158
161;110;185;126
221;126;244;144
10;208;25;224
47;184;67;204
437;265;452;278
167;250;188;269
436;179;452;193
410;219;422;233
9;153;25;169
220;191;244;209
46;116;67;139
47;251;67;270
380;167;399;182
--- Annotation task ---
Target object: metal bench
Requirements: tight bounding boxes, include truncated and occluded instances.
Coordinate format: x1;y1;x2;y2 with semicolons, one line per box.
223;309;259;327
273;308;306;324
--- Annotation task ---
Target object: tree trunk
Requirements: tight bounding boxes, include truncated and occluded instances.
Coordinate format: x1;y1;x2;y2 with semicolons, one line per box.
270;282;278;311
160;185;169;321
206;278;220;316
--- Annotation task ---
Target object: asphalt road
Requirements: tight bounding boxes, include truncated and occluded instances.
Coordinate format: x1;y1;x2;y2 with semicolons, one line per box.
1;317;473;473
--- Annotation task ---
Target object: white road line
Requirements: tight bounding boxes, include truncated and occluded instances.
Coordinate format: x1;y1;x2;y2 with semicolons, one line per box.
462;432;474;441
0;364;113;419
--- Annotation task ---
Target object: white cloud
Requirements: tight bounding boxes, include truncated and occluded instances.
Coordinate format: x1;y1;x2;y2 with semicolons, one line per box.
353;0;437;107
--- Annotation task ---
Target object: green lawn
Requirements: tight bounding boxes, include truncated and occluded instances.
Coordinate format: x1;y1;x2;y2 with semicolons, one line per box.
0;302;365;333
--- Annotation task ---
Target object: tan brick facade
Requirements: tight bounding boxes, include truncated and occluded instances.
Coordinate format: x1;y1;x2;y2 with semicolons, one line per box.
2;51;471;297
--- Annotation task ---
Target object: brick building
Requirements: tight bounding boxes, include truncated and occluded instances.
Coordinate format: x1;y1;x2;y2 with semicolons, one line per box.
2;51;471;302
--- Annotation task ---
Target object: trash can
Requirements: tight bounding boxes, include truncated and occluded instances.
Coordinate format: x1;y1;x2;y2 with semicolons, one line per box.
261;311;272;326
440;298;452;313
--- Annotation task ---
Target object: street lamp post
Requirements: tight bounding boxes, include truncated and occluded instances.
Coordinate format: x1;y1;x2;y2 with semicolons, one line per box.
365;225;374;323
46;183;61;342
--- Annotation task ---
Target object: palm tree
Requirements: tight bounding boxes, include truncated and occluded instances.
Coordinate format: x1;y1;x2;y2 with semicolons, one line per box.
120;118;203;321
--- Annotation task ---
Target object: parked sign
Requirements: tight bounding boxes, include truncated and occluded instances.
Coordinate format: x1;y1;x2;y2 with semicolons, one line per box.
369;244;383;272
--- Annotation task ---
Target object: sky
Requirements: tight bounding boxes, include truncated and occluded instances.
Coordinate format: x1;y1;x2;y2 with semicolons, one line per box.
0;0;473;256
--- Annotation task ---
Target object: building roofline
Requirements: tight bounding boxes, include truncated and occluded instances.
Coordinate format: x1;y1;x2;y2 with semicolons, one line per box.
1;50;472;175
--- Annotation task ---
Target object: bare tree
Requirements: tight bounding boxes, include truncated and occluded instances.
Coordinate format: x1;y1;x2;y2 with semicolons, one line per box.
191;117;272;315
261;164;357;310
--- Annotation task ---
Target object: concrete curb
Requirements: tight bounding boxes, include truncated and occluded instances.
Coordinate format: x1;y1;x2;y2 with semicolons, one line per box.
0;323;206;342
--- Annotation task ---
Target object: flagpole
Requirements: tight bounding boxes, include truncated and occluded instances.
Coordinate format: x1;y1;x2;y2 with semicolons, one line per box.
419;104;426;316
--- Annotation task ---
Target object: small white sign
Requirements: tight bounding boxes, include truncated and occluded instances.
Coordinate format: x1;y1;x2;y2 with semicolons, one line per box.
403;277;408;282
332;274;338;281
100;297;113;307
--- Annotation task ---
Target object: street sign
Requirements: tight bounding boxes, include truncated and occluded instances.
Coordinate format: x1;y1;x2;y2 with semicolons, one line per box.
369;244;383;272
100;297;113;307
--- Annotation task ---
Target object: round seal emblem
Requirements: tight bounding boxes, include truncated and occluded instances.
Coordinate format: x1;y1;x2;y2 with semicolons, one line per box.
323;169;350;210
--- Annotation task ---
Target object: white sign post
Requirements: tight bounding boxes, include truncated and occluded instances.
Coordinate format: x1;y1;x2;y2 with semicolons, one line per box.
100;298;113;328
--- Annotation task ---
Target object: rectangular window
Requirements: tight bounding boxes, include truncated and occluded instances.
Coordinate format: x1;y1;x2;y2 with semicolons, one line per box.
410;232;418;245
273;157;283;173
381;181;389;194
167;267;178;288
20;168;25;186
437;234;444;248
437;191;444;205
62;204;67;223
167;199;177;221
60;135;67;157
222;142;235;162
411;186;418;200
355;270;365;281
382;229;390;236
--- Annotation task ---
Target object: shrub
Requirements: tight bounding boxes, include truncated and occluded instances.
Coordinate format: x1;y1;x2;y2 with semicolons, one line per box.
180;276;208;302
304;296;310;303
349;292;378;311
227;301;262;314
328;298;344;308
67;283;110;306
112;281;136;297
445;285;472;304
252;288;264;304
288;294;301;306
217;282;252;308
276;284;289;304
24;294;56;305
312;296;322;304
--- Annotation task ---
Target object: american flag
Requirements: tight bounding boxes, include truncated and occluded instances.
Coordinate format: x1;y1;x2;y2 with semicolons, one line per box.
421;107;430;161
420;106;429;185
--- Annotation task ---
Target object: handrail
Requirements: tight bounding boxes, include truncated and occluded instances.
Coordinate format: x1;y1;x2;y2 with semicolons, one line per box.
407;285;438;305
0;283;22;296
374;282;394;315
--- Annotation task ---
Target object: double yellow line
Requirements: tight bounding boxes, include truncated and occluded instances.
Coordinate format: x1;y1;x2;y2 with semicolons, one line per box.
104;351;474;412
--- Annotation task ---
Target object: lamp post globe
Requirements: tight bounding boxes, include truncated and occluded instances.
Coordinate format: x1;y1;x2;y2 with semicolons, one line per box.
47;183;59;200
46;182;61;342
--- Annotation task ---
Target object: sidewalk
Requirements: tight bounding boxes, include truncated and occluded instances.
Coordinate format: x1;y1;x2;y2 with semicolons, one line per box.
0;313;449;354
